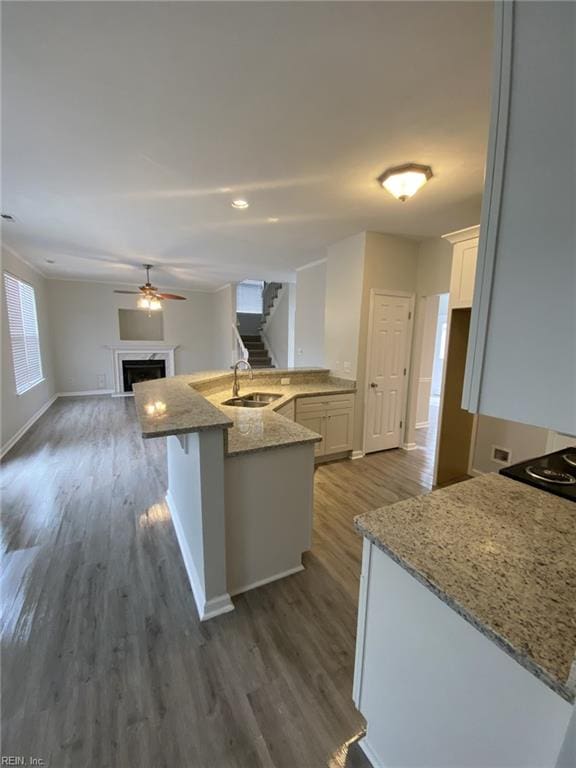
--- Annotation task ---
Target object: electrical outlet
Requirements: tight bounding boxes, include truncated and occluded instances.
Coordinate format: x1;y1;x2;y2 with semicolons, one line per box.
96;374;107;389
343;361;352;374
492;446;511;464
280;377;290;385
297;348;304;356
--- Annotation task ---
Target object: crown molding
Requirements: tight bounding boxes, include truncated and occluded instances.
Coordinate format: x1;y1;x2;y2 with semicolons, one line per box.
441;225;481;244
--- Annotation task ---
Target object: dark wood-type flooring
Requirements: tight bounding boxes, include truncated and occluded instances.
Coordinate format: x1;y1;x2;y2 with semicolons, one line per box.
1;396;437;767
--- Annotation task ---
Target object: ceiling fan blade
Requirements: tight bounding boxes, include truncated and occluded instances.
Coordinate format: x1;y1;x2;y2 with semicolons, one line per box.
157;293;187;301
114;290;141;295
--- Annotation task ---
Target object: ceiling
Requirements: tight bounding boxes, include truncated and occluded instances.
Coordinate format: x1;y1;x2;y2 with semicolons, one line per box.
2;1;493;291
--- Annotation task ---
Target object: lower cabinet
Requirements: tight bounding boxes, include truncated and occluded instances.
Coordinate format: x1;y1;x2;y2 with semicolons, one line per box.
295;394;354;458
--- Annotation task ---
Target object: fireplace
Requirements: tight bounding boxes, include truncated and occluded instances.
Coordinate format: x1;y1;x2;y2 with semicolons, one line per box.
122;359;166;392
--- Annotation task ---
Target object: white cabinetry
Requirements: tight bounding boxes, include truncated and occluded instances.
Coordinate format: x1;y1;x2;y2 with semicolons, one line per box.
463;0;575;434
354;539;572;768
448;231;479;309
295;394;354;458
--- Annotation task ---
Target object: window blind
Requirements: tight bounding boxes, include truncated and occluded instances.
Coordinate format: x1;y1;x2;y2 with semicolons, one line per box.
3;272;44;395
236;280;263;314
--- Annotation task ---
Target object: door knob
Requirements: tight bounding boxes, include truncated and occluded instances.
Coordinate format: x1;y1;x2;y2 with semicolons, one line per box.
370;382;377;388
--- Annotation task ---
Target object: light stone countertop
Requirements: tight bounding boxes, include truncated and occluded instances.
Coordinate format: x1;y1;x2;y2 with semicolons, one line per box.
355;473;576;703
133;368;356;455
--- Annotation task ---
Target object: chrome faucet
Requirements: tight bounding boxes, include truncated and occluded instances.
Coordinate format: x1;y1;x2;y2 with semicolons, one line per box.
232;359;252;397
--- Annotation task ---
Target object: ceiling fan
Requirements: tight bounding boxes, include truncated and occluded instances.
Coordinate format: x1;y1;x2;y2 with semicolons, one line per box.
114;264;186;310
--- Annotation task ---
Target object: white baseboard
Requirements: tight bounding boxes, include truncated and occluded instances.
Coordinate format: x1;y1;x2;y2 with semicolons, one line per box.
111;392;133;398
402;442;418;451
58;389;114;397
351;450;365;460
469;468;484;477
1;394;58;458
229;564;304;597
166;490;234;621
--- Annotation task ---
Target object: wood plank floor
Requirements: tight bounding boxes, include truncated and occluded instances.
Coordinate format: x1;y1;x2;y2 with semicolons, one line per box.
1;396;437;768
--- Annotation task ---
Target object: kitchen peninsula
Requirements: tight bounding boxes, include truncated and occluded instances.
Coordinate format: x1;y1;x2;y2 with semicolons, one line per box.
353;474;576;768
133;368;355;620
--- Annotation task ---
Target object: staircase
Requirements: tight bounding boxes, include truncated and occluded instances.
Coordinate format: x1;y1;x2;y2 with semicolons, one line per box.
241;334;273;368
236;281;283;369
262;282;282;319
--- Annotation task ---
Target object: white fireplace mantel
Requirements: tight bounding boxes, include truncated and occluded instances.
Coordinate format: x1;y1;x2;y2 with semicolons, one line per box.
107;344;178;396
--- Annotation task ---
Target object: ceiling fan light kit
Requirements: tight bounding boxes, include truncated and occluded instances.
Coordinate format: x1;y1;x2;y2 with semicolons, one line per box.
113;264;187;313
377;163;433;202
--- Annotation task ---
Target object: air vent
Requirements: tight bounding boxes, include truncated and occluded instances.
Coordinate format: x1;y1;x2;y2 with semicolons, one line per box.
492;446;511;464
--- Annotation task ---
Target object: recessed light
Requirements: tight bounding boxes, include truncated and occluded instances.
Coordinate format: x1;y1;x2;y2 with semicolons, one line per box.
267;217;279;223
1;213;15;221
377;163;433;202
231;199;249;209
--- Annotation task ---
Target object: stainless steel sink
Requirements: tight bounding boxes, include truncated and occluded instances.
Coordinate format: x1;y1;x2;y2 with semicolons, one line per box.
221;392;282;408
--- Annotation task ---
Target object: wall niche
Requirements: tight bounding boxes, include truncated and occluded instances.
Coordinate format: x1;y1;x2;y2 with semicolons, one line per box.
118;309;164;341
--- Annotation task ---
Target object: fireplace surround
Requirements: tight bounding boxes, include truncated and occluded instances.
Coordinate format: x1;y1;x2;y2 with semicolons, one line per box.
109;344;177;395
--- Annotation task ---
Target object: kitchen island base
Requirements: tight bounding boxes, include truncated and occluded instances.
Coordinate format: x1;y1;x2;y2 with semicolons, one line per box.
166;428;315;621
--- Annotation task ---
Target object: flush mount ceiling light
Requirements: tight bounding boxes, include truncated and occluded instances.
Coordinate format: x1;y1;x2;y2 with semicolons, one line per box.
377;163;433;202
231;199;249;209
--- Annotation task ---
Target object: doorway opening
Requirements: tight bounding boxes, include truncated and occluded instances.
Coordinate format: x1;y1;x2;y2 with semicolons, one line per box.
413;293;449;459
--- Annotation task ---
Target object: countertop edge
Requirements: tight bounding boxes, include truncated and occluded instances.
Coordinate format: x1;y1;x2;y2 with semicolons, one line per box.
354;519;575;705
226;433;323;458
140;420;234;439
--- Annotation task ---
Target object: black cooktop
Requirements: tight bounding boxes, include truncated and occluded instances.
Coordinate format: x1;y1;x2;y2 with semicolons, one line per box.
500;448;576;502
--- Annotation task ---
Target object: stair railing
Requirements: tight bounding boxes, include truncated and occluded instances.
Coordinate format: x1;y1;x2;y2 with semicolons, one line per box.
232;323;249;362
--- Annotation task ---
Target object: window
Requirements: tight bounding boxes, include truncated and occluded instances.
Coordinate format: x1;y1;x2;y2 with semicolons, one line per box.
3;272;44;395
236;280;263;314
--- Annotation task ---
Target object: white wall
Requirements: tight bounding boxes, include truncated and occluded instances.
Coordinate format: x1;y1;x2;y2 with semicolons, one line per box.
355;232;419;450
415;295;440;427
1;248;57;451
431;293;449;396
262;283;295;369
405;237;459;447
294;260;326;367
471;415;549;474
212;283;236;370
47;279;217;392
324;233;366;379
416;236;453;296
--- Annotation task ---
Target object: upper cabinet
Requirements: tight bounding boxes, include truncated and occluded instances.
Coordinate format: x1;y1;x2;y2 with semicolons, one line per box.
443;226;479;309
463;0;575;435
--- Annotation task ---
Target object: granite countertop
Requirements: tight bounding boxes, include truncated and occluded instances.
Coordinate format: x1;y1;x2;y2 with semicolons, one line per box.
355;473;576;703
133;368;356;455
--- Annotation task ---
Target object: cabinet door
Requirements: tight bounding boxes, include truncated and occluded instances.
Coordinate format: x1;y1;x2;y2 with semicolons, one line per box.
325;409;353;454
451;239;478;308
463;1;575;434
295;412;325;456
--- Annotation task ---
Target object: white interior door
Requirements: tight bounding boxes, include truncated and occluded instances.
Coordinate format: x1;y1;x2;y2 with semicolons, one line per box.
365;293;412;453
